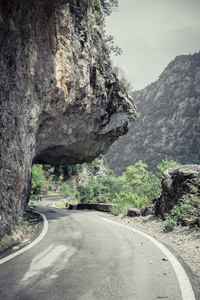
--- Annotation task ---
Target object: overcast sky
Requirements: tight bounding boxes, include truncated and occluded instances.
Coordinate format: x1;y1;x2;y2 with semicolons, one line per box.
105;0;200;90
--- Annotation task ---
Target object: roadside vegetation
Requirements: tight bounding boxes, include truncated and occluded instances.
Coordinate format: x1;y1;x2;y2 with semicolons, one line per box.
1;157;197;253
30;158;197;233
31;158;200;233
162;174;200;232
0;210;40;253
77;160;178;202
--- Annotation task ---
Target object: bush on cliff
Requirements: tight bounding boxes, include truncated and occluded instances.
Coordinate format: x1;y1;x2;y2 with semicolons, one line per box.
162;204;190;232
156;160;180;178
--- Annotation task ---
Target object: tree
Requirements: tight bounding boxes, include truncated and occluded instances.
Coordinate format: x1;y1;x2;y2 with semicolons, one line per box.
100;0;119;17
105;35;123;56
77;175;123;203
58;182;71;199
120;160;161;201
156;160;180;179
87;0;119;18
86;1;122;56
31;165;46;195
113;65;133;92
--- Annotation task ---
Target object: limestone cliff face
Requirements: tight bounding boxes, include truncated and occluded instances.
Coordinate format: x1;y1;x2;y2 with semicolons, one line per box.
0;0;136;236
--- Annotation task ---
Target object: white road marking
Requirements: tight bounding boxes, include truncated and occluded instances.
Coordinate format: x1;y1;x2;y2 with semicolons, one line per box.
0;212;48;265
0;206;196;300
52;202;62;209
98;216;196;300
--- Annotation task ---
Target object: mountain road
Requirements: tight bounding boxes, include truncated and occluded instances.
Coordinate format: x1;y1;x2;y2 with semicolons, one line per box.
0;195;195;300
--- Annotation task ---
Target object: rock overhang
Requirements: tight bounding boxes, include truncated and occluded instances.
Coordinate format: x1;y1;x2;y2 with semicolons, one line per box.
0;0;137;235
33;89;136;165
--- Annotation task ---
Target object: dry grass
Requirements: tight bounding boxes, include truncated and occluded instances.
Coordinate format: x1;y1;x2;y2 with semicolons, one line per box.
0;212;37;253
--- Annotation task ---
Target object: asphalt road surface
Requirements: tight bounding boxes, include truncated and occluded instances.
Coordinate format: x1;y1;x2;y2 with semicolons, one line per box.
0;195;195;300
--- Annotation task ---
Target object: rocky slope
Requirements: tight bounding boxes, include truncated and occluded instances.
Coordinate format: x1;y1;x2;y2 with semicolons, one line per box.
106;52;200;175
155;164;200;223
0;0;136;237
74;155;111;186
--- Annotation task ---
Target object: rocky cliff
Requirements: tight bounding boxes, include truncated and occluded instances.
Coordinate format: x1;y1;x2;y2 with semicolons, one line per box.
0;0;136;237
106;52;200;175
155;165;200;226
74;155;110;186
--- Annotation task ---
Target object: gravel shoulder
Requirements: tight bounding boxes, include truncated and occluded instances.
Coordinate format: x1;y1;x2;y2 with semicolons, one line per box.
90;210;200;297
0;212;43;260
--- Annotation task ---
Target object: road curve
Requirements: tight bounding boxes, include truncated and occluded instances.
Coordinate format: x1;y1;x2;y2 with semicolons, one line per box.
0;195;195;300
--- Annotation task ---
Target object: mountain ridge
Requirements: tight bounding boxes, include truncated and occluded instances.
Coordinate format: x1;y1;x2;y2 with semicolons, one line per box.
106;52;200;175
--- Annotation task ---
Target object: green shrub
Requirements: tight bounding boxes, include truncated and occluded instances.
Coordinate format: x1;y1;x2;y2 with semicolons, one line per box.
110;202;131;217
77;175;123;204
110;192;139;216
157;160;180;178
113;192;144;208
87;0;119;17
183;174;200;205
49;181;58;192
162;215;177;232
31;164;46;195
110;191;151;216
162;204;189;232
99;176;123;202
77;182;95;203
30;194;42;202
120;160;161;202
58;182;71;199
75;190;80;201
113;65;133;92
76;160;162;208
85;159;100;175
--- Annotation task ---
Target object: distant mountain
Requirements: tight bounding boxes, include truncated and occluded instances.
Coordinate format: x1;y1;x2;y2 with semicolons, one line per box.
106;52;200;175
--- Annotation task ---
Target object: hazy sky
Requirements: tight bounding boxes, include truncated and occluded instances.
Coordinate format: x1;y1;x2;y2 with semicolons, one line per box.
105;0;200;90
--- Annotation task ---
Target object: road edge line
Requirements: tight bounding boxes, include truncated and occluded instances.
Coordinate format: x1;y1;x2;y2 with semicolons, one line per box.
98;216;196;300
0;212;48;265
